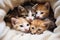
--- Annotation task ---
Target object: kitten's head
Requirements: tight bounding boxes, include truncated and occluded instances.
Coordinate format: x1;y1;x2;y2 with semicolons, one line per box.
32;2;50;19
18;6;27;17
18;5;35;22
11;17;30;33
30;19;51;34
25;10;35;22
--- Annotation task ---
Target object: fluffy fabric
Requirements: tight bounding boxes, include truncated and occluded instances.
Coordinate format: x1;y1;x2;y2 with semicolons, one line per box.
48;33;60;40
9;30;52;40
54;26;60;33
0;21;6;39
55;16;60;26
54;6;60;19
0;9;6;22
1;26;27;40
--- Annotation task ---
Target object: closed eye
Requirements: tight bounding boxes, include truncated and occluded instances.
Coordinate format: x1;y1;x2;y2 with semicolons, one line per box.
25;15;28;17
38;29;41;31
20;15;24;17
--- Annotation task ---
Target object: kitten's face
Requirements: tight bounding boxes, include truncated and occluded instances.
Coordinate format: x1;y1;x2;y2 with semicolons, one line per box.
33;2;50;19
36;5;49;19
11;17;30;33
18;6;35;22
30;19;49;34
25;10;35;22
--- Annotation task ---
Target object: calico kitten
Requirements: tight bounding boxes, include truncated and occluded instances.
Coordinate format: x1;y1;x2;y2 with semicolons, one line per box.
11;17;30;33
18;2;36;22
30;19;55;34
18;5;27;17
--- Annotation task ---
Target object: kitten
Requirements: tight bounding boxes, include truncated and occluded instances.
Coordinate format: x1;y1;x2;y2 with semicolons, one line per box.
30;19;54;34
11;17;30;33
18;2;35;22
18;5;27;17
32;2;50;19
4;7;19;28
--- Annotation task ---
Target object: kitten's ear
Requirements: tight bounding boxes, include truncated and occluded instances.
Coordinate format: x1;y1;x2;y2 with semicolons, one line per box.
11;18;17;26
18;5;25;12
44;2;50;10
32;4;38;10
44;19;51;28
44;21;51;28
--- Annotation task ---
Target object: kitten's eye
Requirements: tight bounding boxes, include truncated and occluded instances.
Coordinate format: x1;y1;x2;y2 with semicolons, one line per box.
32;27;34;29
20;25;23;27
25;15;28;17
27;24;29;26
23;17;26;18
38;29;41;31
20;15;24;17
32;14;34;16
41;12;43;14
36;12;37;14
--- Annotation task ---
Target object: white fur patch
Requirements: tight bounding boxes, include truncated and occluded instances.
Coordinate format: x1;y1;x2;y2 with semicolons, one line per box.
36;10;43;18
26;10;35;21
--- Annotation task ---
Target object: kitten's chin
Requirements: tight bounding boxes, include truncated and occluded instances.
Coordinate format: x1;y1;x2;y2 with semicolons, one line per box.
30;31;43;35
30;32;36;35
23;30;30;33
36;17;46;20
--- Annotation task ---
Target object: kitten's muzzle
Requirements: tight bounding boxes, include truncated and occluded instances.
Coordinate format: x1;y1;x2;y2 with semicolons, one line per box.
24;29;29;33
36;16;43;19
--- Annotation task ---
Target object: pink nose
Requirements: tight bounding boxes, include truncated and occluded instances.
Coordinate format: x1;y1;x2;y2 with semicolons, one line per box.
29;19;32;21
25;29;28;31
36;16;40;19
25;29;29;32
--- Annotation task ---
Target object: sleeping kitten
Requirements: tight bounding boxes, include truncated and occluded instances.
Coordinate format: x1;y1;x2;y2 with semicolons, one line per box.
11;17;30;33
32;2;50;19
30;19;55;34
18;2;35;22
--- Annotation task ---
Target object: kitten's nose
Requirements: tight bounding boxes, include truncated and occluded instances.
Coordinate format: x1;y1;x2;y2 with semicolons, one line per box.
25;29;29;32
33;33;36;34
36;16;40;19
29;19;32;22
31;33;36;34
25;29;28;31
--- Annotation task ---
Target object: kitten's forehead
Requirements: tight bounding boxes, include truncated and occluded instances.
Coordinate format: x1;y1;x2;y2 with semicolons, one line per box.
36;4;49;11
32;20;44;26
31;20;47;29
16;18;28;24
